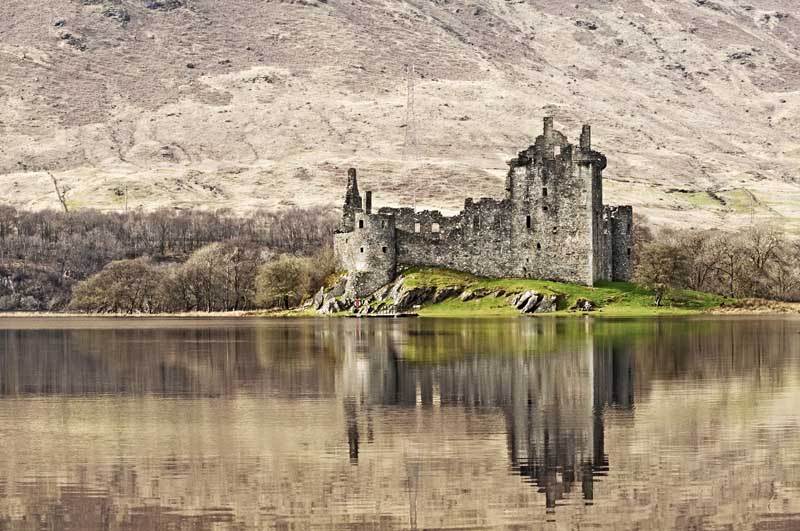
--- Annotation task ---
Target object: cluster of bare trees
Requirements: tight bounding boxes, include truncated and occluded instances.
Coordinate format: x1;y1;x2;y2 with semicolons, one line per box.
0;205;338;311
69;244;337;314
634;221;798;303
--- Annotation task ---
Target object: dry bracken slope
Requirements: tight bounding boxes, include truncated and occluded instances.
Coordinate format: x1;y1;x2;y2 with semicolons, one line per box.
0;0;799;231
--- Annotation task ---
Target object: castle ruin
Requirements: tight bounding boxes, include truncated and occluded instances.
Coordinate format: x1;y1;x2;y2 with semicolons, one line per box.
334;117;633;298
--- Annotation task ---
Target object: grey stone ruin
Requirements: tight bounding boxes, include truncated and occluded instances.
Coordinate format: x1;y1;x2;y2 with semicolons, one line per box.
334;117;634;299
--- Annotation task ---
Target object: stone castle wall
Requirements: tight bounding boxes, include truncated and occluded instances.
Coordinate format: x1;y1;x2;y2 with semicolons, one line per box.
607;206;634;282
334;118;634;299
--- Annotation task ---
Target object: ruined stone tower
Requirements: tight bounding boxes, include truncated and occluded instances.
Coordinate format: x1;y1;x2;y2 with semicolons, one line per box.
334;117;634;298
336;169;397;298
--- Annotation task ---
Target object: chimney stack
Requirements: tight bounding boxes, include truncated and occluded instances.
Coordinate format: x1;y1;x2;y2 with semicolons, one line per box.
365;191;372;214
543;116;554;136
580;125;591;150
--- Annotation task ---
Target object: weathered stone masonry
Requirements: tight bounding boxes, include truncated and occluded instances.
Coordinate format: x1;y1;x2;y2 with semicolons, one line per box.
334;118;634;299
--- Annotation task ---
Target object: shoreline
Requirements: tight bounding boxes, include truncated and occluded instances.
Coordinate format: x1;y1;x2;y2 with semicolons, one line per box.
1;306;798;320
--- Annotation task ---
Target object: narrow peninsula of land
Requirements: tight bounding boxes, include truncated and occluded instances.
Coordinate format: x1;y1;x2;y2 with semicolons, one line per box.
298;267;729;318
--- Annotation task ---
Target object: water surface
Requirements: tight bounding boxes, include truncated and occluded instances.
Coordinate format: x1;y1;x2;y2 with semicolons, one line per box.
0;316;798;530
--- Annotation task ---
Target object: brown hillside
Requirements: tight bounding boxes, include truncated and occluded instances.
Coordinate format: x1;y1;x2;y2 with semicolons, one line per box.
1;0;799;231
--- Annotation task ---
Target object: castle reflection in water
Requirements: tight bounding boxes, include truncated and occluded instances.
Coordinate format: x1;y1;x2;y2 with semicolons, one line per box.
336;319;635;511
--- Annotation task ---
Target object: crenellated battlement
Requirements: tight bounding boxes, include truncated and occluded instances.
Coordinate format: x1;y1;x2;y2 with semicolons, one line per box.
334;117;634;298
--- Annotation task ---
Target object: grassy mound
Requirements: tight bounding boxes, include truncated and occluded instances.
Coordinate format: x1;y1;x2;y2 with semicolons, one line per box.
400;267;728;317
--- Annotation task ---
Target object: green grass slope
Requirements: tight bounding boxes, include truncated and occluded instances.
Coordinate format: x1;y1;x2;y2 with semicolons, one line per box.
401;267;728;317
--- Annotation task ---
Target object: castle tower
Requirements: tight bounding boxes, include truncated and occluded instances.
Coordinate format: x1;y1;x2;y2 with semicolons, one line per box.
341;168;363;232
338;209;397;299
504;118;609;285
334;168;398;299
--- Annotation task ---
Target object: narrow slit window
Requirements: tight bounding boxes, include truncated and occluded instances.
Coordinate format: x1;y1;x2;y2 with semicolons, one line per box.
358;220;364;229
627;248;631;257
414;222;421;233
627;222;632;235
543;187;548;197
526;215;531;229
431;223;440;233
543;205;548;212
381;220;386;228
473;216;480;231
536;242;541;250
360;247;364;253
382;246;388;254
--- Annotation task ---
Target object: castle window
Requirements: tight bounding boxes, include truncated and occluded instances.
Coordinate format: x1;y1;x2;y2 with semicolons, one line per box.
381;220;386;228
627;248;631;257
627;222;631;235
431;223;440;233
414;222;421;233
543;205;548;212
358;219;364;229
543;187;548;197
382;246;388;254
360;247;364;253
473;216;480;231
536;242;541;250
526;215;531;229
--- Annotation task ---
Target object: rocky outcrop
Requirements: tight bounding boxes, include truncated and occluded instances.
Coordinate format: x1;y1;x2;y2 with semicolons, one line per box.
314;275;348;314
316;272;563;316
569;298;596;312
510;290;560;314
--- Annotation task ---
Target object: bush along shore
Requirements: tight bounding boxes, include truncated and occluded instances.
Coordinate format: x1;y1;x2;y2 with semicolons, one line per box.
306;267;730;318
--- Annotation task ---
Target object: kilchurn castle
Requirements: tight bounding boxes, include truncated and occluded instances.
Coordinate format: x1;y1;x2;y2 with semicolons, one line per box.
334;117;634;298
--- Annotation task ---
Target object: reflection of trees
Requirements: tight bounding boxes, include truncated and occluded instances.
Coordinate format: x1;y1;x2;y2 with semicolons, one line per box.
0;324;338;398
2;318;785;401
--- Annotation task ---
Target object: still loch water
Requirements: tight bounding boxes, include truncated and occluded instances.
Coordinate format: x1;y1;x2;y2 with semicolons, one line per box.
0;317;798;530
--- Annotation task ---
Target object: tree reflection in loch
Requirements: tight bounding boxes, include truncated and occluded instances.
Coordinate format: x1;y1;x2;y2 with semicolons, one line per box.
0;317;798;530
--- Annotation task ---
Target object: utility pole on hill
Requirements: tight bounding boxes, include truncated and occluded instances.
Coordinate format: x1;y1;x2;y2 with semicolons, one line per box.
403;64;418;212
